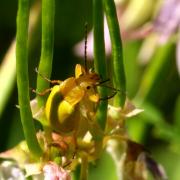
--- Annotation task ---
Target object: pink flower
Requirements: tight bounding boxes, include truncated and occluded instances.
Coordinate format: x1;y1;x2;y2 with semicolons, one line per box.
43;162;71;180
153;0;180;74
153;0;180;44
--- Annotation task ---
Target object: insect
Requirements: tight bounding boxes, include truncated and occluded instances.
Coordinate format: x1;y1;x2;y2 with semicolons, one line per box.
44;64;101;135
37;24;118;136
43;24;102;135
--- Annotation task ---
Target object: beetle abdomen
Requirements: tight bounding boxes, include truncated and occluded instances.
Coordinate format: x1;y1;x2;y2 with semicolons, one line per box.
45;85;80;134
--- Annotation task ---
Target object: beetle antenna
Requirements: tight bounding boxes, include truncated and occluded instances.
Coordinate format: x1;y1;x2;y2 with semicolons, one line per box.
96;79;127;95
84;22;88;72
98;84;126;94
99;92;117;101
97;79;110;85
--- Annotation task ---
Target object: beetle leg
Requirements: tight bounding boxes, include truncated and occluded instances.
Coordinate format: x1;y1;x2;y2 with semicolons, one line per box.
63;151;76;168
35;67;62;84
31;88;52;96
50;80;62;84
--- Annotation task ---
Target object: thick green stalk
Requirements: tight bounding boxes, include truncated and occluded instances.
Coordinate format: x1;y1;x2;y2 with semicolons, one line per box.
93;0;108;130
36;0;55;107
103;0;126;107
16;0;42;157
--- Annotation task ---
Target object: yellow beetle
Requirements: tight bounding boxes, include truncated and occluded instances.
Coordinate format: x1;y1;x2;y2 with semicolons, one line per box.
45;64;100;135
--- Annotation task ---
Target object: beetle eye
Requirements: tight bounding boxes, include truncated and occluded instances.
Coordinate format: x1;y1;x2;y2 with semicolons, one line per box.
86;86;91;90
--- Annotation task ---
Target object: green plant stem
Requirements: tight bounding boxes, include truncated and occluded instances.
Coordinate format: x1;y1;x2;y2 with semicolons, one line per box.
0;2;40;118
93;0;108;130
36;0;55;107
80;154;88;180
73;165;81;180
103;0;126;107
16;0;42;157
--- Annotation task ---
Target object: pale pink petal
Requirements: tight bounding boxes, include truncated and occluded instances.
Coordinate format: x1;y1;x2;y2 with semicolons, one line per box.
154;0;180;44
43;162;71;180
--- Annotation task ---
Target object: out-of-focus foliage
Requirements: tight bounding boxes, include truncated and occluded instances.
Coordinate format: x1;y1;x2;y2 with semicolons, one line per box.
0;0;180;179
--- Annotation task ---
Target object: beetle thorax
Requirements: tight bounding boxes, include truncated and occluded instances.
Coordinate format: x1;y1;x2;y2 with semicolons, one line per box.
77;73;100;90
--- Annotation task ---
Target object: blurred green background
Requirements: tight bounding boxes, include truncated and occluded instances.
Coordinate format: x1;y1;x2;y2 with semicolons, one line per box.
0;0;180;179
